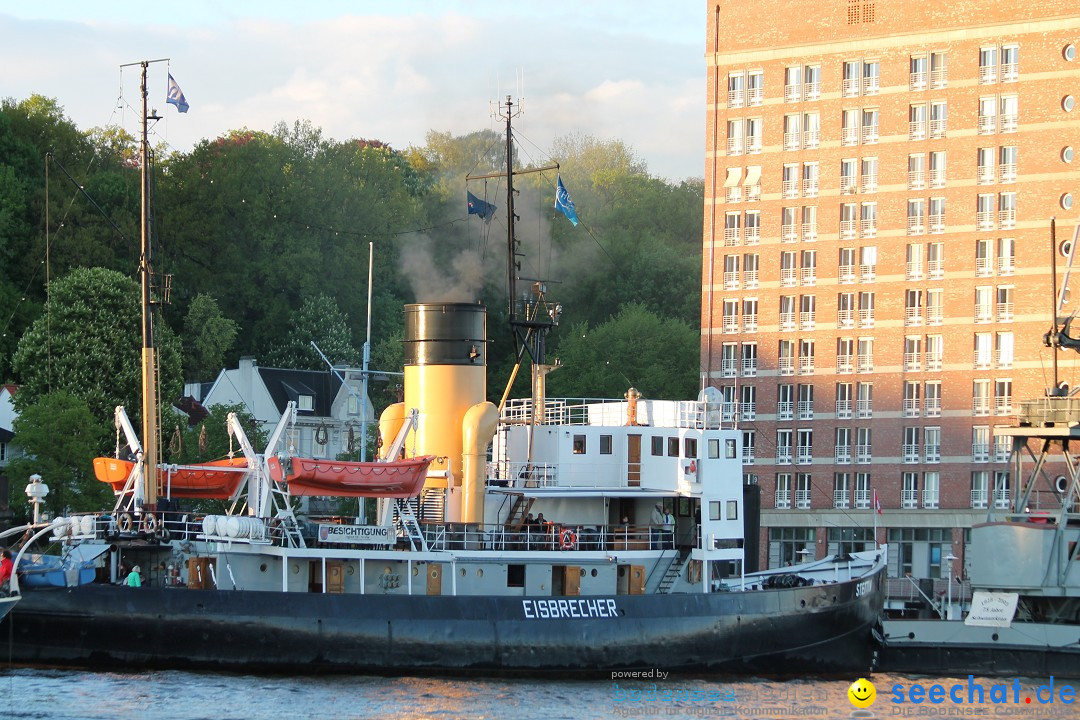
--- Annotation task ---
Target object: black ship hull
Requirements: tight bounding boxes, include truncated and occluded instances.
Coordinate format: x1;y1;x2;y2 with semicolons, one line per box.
3;567;884;676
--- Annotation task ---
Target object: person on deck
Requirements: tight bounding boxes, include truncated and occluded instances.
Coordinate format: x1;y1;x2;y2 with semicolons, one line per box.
651;503;665;549
0;550;14;593
126;565;142;588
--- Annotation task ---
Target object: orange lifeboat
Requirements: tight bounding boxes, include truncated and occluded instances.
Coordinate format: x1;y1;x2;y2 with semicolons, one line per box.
93;456;250;499
284;455;435;498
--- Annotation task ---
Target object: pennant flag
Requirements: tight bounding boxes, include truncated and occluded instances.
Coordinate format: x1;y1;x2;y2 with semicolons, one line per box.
467;190;496;221
166;74;189;113
873;489;882;515
555;174;579;226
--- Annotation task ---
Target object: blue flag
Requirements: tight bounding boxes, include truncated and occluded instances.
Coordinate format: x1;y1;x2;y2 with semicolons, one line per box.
467;190;496;221
555;175;579;226
166;74;189;113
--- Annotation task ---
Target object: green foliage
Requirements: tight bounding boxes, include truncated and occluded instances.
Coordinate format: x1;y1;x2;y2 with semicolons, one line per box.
183;293;238;382
6;391;110;516
263;293;359;370
11;267;183;428
545;304;699;400
165;403;266;465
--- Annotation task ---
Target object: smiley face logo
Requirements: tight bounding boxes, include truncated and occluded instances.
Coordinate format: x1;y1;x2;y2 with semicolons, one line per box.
848;677;876;708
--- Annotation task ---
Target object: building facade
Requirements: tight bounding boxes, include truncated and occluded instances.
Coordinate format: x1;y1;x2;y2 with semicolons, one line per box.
703;1;1080;579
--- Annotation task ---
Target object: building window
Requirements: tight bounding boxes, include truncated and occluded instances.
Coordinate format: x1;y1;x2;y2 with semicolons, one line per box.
833;474;851;508
837;337;854;375
979;46;998;84
974;332;993;369
740;384;756;421
855;473;871;508
298;395;314;412
855;428;872;464
929;101;947;138
741;342;758;376
926;380;942;417
856;380;873;417
971;471;989;508
908;154;925;190
795;472;812;509
863;61;880;94
929;197;945;234
858;292;875;328
726;119;743;155
843;60;861;97
727;72;745;108
842;109;860;146
910;55;927;90
859;245;877;282
776;430;793;466
768;526;814;567
903;335;922;371
999;146;1018;183
903;381;921;417
908;199;926;236
973;380;992;418
742;298;758;332
905;291;924;328
746;117;763;153
742;430;756;464
929;151;946;188
930;51;948;88
978;96;997;134
861;157;878;194
779;339;795;376
784;113;801;150
747;70;764;105
803;112;821;148
902;470;919;506
862;108;879;144
778;383;794;420
924;429;941;465
835;381;853;419
835;428;852;465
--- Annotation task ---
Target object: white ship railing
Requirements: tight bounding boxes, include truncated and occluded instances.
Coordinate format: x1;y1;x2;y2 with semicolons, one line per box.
501;397;728;429
418;522;676;553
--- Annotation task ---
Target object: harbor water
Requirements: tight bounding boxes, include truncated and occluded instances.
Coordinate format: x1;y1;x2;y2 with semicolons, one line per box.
3;668;1076;720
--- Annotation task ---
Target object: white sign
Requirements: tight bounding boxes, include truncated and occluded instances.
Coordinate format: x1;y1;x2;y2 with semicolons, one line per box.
317;524;394;545
964;590;1019;627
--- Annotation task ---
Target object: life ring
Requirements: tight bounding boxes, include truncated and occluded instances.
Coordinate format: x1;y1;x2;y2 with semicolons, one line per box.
559;528;577;550
156;527;171;543
143;514;158;534
117;513;133;534
689;460;697;474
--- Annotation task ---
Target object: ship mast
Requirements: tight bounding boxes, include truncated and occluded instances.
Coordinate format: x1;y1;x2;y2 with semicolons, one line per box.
468;97;561;415
123;59;168;515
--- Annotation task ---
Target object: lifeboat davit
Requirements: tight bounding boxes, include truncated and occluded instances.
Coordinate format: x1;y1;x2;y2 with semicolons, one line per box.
284;455;435;498
93;456;250;499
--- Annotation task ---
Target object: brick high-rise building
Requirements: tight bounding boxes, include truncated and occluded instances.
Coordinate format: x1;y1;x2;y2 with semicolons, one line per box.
703;1;1080;582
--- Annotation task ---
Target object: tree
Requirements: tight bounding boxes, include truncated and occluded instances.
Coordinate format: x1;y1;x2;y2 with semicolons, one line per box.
263;293;359;370
11;266;183;428
546;304;699;400
6;391;109;517
182;293;238;382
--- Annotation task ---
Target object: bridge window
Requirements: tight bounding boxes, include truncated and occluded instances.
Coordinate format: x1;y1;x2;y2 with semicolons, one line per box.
667;438;680;457
652;437;664;456
684;438;698;458
600;435;612;454
573;435;587;454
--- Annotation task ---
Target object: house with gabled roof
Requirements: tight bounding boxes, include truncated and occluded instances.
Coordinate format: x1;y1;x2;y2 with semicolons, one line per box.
0;384;23;469
201;357;375;460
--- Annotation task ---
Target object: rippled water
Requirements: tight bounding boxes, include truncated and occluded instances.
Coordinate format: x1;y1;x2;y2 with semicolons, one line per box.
1;668;1068;720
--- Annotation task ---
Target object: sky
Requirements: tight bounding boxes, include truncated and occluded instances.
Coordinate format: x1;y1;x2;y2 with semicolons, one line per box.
0;1;706;181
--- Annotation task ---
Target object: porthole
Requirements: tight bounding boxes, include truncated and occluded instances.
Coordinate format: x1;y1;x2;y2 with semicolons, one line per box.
1064;146;1076;163
1065;95;1077;113
476;568;484;578
1062;239;1074;258
1065;44;1077;62
1063;193;1075;210
346;565;355;576
291;563;300;574
411;565;419;576
259;563;268;573
591;568;598;577
460;568;467;576
580;568;586;577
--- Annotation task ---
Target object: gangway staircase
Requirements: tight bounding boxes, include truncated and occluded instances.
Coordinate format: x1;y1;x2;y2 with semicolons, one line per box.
657;547;691;594
504;493;535;531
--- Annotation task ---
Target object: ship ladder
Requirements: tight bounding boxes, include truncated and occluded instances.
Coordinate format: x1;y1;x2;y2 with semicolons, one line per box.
504;493;535;531
656;548;691;594
393;499;428;552
266;468;306;549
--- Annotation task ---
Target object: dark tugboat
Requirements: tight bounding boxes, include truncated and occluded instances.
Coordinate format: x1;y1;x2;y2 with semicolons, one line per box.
0;70;886;675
